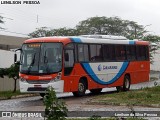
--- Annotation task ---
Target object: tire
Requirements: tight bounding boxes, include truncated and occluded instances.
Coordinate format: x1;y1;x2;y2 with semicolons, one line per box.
90;88;102;94
123;75;131;91
73;79;86;97
40;93;45;98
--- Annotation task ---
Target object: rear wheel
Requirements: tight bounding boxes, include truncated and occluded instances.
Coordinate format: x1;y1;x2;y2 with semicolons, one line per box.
73;79;87;97
123;75;131;91
90;88;102;94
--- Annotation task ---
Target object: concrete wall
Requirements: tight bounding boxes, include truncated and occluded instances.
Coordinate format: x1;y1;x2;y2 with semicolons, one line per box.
0;77;19;91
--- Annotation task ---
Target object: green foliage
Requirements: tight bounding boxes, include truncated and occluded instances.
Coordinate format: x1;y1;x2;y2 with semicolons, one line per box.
7;62;19;80
143;34;160;42
76;16;145;39
28;27;78;38
89;115;101;120
29;16;148;40
0;90;30;99
28;27;54;38
28;16;160;46
90;86;160;107
43;87;68;120
0;62;19;79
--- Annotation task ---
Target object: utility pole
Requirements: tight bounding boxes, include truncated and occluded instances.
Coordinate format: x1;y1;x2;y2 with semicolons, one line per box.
37;15;38;23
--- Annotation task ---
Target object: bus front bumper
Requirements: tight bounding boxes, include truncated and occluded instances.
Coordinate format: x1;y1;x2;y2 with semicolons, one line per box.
19;80;64;93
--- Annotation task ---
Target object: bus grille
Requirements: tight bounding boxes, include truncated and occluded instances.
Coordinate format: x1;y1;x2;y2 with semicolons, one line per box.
27;87;47;91
26;80;50;84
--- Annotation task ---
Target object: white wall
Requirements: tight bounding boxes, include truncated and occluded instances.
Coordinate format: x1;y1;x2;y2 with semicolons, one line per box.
150;49;160;71
0;49;20;68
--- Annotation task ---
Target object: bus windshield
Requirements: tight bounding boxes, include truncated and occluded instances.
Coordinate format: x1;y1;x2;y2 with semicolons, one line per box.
20;43;62;74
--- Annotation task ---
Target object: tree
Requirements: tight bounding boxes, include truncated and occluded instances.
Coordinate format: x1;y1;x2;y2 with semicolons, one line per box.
29;16;150;41
143;34;160;43
29;27;78;38
43;87;68;120
76;16;107;35
28;27;54;38
0;62;20;92
76;16;146;39
52;27;78;36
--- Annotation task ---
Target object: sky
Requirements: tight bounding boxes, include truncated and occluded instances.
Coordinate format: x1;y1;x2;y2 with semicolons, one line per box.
0;0;160;37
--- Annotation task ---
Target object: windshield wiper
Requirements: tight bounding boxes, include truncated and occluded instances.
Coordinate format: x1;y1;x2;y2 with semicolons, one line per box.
27;53;36;74
43;50;50;73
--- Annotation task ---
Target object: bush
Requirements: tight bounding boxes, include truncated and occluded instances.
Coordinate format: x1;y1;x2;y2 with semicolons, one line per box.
43;87;68;120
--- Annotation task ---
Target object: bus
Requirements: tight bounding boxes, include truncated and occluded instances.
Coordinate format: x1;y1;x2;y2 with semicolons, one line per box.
16;35;150;97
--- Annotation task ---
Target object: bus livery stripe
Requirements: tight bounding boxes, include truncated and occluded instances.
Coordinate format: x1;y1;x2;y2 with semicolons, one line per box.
129;40;135;45
81;62;129;85
70;38;82;43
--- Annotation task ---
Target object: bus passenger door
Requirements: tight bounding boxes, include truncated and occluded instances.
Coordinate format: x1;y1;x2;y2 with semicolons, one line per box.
64;49;74;76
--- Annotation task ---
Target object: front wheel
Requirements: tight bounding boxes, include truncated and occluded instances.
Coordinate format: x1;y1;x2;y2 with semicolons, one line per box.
73;79;86;97
123;75;131;91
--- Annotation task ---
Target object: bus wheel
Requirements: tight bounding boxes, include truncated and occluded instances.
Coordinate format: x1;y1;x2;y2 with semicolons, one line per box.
123;75;131;91
90;88;102;94
40;93;45;98
73;79;86;97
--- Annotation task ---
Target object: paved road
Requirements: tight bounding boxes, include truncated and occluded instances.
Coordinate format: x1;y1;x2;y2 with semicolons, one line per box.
0;79;160;120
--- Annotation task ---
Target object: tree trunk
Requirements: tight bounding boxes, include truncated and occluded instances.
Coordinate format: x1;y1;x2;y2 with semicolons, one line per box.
13;78;17;93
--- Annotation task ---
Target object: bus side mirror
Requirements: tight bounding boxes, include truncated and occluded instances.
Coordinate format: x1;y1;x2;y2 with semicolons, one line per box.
14;53;17;63
14;48;21;63
65;53;69;61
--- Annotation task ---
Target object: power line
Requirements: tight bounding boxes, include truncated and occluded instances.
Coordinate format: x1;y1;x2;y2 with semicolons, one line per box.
0;29;29;36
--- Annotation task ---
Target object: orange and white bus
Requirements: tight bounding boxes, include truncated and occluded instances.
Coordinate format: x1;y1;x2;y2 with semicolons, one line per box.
17;35;150;97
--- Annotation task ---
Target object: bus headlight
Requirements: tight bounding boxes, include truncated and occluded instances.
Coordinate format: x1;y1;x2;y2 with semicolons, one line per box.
50;72;62;82
20;78;27;82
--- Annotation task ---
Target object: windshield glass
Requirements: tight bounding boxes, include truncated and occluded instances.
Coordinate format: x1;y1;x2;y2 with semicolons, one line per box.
20;43;62;74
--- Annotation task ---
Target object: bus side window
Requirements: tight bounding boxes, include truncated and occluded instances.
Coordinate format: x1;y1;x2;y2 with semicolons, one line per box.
126;45;136;61
103;44;115;61
115;45;126;61
64;43;75;76
65;52;69;61
90;44;102;61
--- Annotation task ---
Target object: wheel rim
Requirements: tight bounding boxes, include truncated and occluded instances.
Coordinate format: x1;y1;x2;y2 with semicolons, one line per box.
125;78;130;88
79;83;84;92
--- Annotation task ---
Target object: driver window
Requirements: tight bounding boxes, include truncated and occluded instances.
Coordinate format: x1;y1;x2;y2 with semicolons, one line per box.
64;43;75;75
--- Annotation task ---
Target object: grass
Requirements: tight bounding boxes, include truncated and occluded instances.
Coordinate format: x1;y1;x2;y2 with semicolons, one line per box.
68;118;145;120
89;86;160;107
0;90;35;99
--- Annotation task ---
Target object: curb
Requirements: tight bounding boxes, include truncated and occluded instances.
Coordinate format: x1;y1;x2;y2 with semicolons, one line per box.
0;94;39;100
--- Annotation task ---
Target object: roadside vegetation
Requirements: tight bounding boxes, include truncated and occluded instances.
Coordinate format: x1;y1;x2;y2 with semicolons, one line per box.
89;86;160;107
68;118;145;120
43;87;146;120
0;90;36;99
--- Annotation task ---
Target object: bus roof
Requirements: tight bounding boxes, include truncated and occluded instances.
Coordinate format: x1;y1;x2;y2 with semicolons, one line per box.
24;35;149;45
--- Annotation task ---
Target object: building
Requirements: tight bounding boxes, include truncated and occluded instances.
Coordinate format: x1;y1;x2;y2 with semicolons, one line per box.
0;34;27;51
